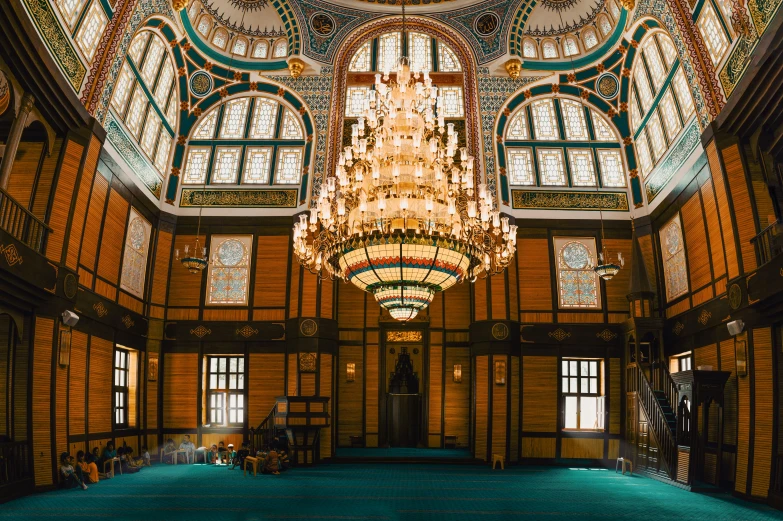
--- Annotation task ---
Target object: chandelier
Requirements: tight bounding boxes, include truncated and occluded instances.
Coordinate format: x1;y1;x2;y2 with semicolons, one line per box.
293;11;516;321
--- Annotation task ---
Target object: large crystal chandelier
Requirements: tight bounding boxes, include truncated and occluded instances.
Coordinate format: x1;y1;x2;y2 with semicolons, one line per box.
293;6;516;321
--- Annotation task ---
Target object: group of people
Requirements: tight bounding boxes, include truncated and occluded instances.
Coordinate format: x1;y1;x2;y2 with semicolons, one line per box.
59;442;151;490
160;434;290;475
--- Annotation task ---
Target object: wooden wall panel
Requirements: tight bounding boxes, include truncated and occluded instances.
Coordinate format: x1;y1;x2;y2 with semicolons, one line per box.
491;355;507;457
707;142;739;279
118;292;144;314
365;344;379;444
248;353;285;427
163;353;198;428
719;339;737;444
444;282;470;329
474;356;488;460
508;257;519;322
96;189;129;285
14;332;28;441
637;234;658;292
428;345;442;439
735;333;750;494
68;331;88;436
609;358;620;435
561;438;603;459
522;356;557;432
338;345;363;445
694;344;718;370
79;172;109;274
300;373;316;396
289;266;300;318
7;142;43;207
751;328;772;498
319;353;333;457
254;236;288;308
202;309;247;321
46;140;83;262
490;273;507;319
168;236;201;306
700;179;726;280
428;292;443;328
146;342;160;430
32;317;54;486
66;136;100;270
338;283;365;328
521;438;556;458
518;239;552;310
151;230;172;306
320;277;333;319
0;320;6;437
510;357;520;461
602;239;632;312
681;193;711;291
287;354;297;396
30;138;62;220
444;348;470;448
721;144;757;273
88;336;113;434
474;279;488;321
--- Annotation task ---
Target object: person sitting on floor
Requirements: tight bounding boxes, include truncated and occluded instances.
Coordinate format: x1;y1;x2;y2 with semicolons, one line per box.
141;445;151;466
230;442;250;470
208;444;219;464
118;447;142;473
76;450;98;484
162;439;177;464
216;441;228;464
178;435;196;463
60;452;88;490
262;449;280;475
102;442;120;476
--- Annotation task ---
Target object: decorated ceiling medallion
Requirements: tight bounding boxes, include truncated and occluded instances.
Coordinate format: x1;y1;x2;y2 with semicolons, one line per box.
474;12;501;36
538;0;581;11
189;71;213;98
310;13;335;37
227;0;269;11
596;73;620;100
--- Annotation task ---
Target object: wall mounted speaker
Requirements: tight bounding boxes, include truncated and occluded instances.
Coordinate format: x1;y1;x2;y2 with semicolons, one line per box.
727;319;744;337
61;310;79;327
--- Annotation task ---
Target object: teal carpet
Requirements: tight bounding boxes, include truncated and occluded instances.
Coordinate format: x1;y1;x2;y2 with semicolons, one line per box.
335;447;472;458
3;463;783;520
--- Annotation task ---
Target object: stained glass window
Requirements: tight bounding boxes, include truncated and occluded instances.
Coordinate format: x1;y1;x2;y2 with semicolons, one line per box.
647;113;666;159
537;148;567;186
659;90;682;140
141;36;165;85
253;41;269;59
438;42;462;72
212;29;228;50
583;29;599;50
345;86;371;117
194;109;218;139
564;37;580;57
568;149;597;186
697;2;729;65
212;147;242;183
56;0;88;28
249;98;279;138
643;41;666;91
219;98;250;139
410;32;432;73
598;15;612;36
128;32;149;64
630;92;642;132
634;65;654;112
714;0;735;30
438;87;465;118
609;0;621;19
154;58;174;107
243;147;273;184
197;16;211;36
542;41;558;59
523;40;538;58
506;109;529;139
207;235;252;305
531;99;559;140
141;114;160;153
555;237;600;308
591;110;616;141
281;109;304;139
349;41;372;72
125;89;147;137
111;64;134;113
75;1;108;61
120;208;151;298
597;149;626;187
379;33;401;73
561;100;589;141
507;148;535;185
660;215;688;301
232;38;247;56
672;68;695;118
165;93;177;128
636;133;653;178
155;136;171;172
656;34;678;67
275;148;303;184
273;40;287;58
183;147;212;184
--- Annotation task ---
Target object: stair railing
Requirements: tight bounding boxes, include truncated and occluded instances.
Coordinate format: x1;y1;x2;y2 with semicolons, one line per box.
0;188;50;254
652;361;679;418
637;366;677;479
250;403;278;452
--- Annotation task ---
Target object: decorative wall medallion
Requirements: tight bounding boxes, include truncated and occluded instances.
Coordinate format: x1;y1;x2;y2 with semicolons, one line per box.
389;347;396;355
697;309;712;325
92;302;109;318
673;321;685;335
190;325;212;338
299;352;317;373
236;325;259;338
0;244;23;267
596;329;617;342
491;322;509;340
474;12;500;36
189;71;213;98
387;330;423;342
548;328;571;342
728;283;742;310
310;13;335;37
596;73;620;99
300;319;318;337
121;315;135;329
64;273;78;299
413;348;419;355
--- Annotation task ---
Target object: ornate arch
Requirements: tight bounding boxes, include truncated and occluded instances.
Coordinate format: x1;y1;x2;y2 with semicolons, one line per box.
325;16;483;205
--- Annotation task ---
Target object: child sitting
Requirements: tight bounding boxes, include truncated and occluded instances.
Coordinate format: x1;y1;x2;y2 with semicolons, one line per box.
162;439;177;464
216;441;228;464
230;442;250;470
262;449;280;475
76;450;98;484
208;444;219;464
141;445;151;466
60;452;88;490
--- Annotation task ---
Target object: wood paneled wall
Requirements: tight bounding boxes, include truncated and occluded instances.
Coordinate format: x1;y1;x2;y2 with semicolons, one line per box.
32;317;54;486
338;345;363;446
163;353;198;429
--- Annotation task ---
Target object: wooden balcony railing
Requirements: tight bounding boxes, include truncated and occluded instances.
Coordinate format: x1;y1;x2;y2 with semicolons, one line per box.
249;403;278;453
0;188;50;254
751;219;783;267
652;361;679;418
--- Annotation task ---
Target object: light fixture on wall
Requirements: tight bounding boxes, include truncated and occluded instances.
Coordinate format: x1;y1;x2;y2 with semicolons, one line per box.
453;364;462;383
494;360;506;385
346;362;356;382
292;0;516;321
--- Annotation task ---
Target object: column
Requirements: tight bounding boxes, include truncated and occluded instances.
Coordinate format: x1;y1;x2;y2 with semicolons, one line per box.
0;92;34;190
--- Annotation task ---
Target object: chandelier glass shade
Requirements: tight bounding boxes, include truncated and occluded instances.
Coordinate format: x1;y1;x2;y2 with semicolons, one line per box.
594;251;625;281
176;238;209;274
293;57;517;321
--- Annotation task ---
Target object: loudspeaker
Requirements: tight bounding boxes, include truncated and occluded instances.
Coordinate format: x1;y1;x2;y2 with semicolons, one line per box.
61;310;79;327
727;319;744;336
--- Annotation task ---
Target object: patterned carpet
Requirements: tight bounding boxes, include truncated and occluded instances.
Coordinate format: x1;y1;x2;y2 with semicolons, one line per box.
3;463;783;520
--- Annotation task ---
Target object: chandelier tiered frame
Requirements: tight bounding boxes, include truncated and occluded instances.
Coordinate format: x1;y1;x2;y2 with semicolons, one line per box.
293;57;517;321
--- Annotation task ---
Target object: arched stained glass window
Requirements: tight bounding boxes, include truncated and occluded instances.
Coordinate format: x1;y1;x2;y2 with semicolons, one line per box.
409;32;432;73
212;28;228;50
542;41;559;59
120;207;151;299
198;15;211;36
207;235;253;305
598;15;612;36
183;95;306;185
438;41;462;72
697;2;730;65
349;41;372;72
506;110;529;140
660;215;688;301
253;41;269;58
232;38;248;56
110;29;177;178
563;37;580;57
555;237;600;309
273;40;288;58
523;39;538;58
74;1;109;61
583;29;599;50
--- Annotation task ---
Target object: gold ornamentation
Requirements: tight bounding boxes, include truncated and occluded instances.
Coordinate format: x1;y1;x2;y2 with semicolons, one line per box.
673;321;685;335
492;323;509;340
596;329;617;341
386;330;423;342
236;325;259;338
511;190;629;211
93;302;109;318
288;58;305;79
728;283;742;310
504;58;522;80
299;352;317;373
121;315;135;328
0;244;23;266
620;0;634;10
180;188;298;208
697;309;712;325
300;319;318;337
190;325;212;338
548;328;571;342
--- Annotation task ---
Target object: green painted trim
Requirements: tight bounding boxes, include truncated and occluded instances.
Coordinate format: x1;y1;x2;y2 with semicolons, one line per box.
180;12;289;71
126;58;175;137
633;60;680;140
522;10;627;71
644;119;700;203
98;0;113;18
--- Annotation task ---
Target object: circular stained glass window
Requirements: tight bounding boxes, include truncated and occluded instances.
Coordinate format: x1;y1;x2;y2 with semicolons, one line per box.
218;239;245;267
665;223;681;255
562;242;590;269
128;219;145;250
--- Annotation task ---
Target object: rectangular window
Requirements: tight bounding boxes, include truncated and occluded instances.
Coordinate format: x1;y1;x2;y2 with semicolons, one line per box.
643;43;666;92
140;36;165;85
206;356;245;426
140;113;161;155
531;99;559;140
636;132;654;178
697;2;730;65
634;64;654;113
155;134;171;173
249;98;279;138
212;146;242;184
568;149;597;186
345;87;371;118
647;112;667;160
507;148;535;185
659;89;682;140
537;148;567;186
562;359;604;431
554;237;601;309
125;88;147;138
672;68;695;119
154;58;175;108
409;32;432;73
596;149;626;187
275;147;303;184
243;147;273;184
120;208;151;298
660;214;689;301
111;63;135;115
207;235;252;305
438;87;465;118
56;0;88;28
378;32;401;74
560;100;589;141
114;348;130;428
678;355;692;372
75;1;108;61
182;147;212;184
